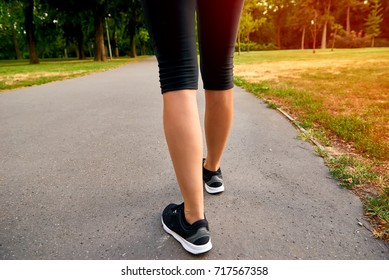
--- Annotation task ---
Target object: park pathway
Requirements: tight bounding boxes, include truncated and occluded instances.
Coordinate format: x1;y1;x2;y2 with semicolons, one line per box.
0;58;388;259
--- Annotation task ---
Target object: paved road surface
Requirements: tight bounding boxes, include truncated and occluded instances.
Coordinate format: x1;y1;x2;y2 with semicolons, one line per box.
0;58;388;259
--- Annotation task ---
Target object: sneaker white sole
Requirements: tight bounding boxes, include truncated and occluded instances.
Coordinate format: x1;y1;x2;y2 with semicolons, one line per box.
204;183;224;194
161;217;212;255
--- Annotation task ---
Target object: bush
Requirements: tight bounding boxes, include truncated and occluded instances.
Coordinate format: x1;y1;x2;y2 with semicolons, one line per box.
374;38;389;47
329;31;371;48
235;42;277;52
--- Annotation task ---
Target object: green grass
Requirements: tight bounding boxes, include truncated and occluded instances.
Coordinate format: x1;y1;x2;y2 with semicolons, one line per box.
298;129;332;147
234;77;389;158
0;57;149;91
366;187;389;231
234;48;389;160
234;48;389;240
326;155;376;188
234;47;389;64
326;154;388;238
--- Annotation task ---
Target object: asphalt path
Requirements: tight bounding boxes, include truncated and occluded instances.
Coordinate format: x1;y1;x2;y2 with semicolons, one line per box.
0;58;388;260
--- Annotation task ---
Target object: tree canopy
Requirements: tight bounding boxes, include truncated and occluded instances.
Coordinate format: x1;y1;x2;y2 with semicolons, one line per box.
238;0;388;50
0;0;388;61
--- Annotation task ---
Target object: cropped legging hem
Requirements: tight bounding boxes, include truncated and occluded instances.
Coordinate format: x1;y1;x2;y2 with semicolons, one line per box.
141;0;244;94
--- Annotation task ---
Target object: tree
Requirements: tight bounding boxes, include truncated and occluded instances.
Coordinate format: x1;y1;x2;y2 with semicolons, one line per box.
126;0;142;58
310;8;319;53
238;0;265;53
365;0;383;47
3;0;383;60
260;0;292;49
106;0;127;57
33;1;67;59
92;1;107;61
330;23;344;50
0;0;24;59
24;0;39;63
340;0;365;34
320;0;333;49
291;0;318;49
45;0;90;60
138;27;149;55
380;0;389;39
106;0;144;58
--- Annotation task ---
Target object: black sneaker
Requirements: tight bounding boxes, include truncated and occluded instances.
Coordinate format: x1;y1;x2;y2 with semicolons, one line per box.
203;159;224;194
161;203;212;254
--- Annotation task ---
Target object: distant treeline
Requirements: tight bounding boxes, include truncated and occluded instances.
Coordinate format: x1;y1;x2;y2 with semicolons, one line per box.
0;0;388;63
238;0;389;53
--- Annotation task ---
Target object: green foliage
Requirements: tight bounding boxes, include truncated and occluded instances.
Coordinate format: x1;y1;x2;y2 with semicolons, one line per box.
373;38;389;47
1;0;388;60
331;23;345;35
330;32;371;48
238;0;266;52
0;0;25;59
235;42;277;52
326;155;380;188
364;0;384;47
314;146;328;158
138;27;149;43
301;128;332;147
265;100;278;109
0;0;147;60
365;0;384;38
365;187;389;226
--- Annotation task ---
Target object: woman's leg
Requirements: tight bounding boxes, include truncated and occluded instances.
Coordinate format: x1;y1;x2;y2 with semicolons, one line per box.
197;0;244;171
141;0;204;223
163;90;204;224
204;89;234;171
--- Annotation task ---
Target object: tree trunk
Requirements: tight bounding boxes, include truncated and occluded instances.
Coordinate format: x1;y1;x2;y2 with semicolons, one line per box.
371;36;375;47
76;24;85;60
301;26;306;50
93;5;107;62
12;27;23;59
321;21;328;49
311;9;318;54
141;42;146;56
346;6;351;34
331;29;337;51
321;0;331;49
113;31;119;58
129;34;137;58
128;19;137;58
276;25;281;49
311;22;317;53
24;0;39;64
247;34;250;52
77;41;85;60
88;45;93;58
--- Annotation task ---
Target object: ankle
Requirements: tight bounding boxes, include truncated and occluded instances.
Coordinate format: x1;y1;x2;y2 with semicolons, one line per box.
204;159;220;172
184;210;204;225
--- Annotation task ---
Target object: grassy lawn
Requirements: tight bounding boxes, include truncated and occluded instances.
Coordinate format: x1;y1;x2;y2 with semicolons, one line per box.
0;56;149;91
234;48;389;241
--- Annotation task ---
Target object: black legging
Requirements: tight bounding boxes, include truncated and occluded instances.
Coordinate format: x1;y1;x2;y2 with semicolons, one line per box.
141;0;244;94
